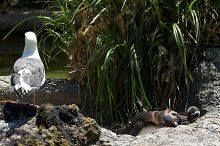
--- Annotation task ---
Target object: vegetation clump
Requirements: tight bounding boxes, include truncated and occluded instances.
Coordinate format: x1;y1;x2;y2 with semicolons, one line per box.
38;0;219;124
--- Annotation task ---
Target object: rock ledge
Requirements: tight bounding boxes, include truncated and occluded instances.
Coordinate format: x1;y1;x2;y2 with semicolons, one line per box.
0;103;100;146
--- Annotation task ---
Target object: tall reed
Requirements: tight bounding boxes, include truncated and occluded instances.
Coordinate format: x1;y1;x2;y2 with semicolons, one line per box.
38;0;219;124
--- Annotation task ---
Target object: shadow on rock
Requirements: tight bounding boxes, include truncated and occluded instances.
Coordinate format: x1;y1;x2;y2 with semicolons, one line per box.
2;102;37;122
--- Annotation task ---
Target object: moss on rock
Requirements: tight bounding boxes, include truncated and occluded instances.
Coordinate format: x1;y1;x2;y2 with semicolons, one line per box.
68;104;79;112
83;117;101;142
0;102;101;145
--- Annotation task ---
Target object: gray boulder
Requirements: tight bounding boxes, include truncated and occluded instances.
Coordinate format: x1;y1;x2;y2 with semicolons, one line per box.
0;76;82;106
189;48;220;112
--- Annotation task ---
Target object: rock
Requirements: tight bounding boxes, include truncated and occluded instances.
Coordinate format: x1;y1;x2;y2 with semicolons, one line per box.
98;106;220;146
3;102;37;122
0;9;52;31
0;76;82;106
0;102;101;146
189;48;220;112
0;76;14;99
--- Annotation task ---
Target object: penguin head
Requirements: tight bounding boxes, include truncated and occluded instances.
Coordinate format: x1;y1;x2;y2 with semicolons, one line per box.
187;106;200;122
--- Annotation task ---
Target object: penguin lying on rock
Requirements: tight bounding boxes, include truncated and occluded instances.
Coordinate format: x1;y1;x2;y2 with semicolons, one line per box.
115;106;200;136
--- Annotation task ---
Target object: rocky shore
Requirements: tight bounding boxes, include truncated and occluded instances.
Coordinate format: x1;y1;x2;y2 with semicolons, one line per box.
0;48;220;146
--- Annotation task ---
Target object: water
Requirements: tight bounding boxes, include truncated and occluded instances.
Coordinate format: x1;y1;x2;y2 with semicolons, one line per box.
0;31;68;78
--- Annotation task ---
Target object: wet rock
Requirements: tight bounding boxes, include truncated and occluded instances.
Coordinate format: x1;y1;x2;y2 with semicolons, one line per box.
0;103;101;146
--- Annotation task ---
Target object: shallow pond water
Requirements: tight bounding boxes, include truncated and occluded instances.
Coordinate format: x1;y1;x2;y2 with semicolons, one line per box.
0;31;68;78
